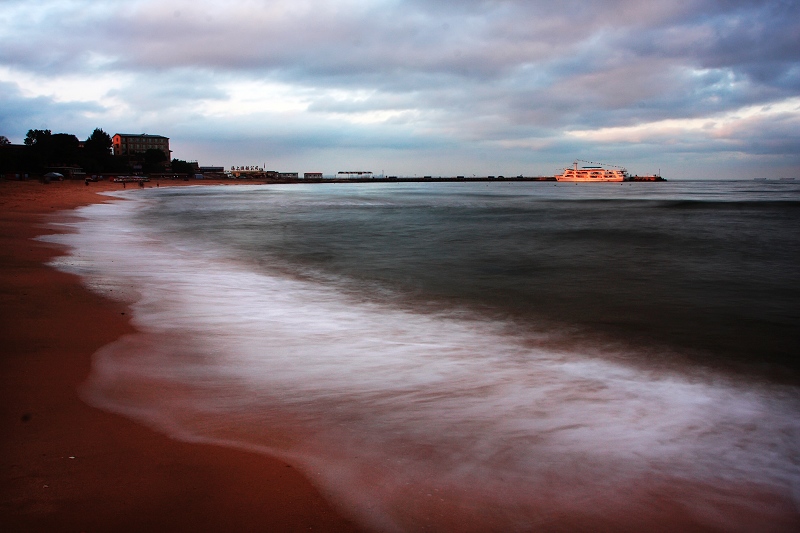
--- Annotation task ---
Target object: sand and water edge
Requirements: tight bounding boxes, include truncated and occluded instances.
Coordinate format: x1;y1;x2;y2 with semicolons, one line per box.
0;179;361;532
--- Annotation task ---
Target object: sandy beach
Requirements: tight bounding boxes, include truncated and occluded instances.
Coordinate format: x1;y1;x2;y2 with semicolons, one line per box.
0;179;361;532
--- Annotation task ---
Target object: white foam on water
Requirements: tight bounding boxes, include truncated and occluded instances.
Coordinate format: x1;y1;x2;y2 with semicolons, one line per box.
43;194;800;532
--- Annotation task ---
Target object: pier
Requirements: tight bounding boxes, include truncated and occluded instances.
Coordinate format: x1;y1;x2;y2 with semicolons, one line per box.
305;175;557;183
254;175;664;184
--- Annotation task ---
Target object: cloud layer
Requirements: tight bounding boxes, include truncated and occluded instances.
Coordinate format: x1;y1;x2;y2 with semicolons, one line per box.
1;0;799;177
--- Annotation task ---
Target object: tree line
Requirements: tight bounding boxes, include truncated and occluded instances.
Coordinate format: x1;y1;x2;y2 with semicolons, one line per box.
0;129;194;176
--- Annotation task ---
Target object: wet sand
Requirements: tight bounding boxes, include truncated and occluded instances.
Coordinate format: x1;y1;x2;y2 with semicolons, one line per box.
0;179;361;532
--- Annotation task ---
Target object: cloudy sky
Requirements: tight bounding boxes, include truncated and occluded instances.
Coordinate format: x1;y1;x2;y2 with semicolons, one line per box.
1;0;798;178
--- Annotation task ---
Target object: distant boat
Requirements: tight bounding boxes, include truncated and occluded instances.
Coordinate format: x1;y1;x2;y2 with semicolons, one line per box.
555;161;627;182
779;177;796;181
754;178;767;181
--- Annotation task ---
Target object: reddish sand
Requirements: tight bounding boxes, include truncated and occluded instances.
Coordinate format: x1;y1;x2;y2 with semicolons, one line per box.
0;179;362;532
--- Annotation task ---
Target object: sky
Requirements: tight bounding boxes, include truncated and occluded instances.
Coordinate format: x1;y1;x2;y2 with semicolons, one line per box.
1;0;799;179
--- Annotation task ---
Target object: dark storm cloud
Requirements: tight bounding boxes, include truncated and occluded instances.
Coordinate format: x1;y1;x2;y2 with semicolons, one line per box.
4;1;796;106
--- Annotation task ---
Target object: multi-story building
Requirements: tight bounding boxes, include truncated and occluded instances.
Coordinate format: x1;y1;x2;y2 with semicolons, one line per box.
112;133;170;158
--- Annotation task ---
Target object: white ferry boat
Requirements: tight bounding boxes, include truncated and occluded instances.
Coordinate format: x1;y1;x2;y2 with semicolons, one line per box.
555;161;628;182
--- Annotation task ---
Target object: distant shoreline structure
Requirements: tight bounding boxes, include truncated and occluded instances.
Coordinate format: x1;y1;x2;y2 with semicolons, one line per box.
5;163;667;184
7;173;668;184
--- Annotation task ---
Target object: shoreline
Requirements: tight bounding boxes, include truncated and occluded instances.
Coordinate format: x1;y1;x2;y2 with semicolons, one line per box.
0;179;361;532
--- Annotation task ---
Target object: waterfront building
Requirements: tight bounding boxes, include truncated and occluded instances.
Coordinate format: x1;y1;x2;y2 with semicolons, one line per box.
112;133;171;158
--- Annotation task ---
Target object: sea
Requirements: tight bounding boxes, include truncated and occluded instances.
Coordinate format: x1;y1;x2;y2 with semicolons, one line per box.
45;180;800;531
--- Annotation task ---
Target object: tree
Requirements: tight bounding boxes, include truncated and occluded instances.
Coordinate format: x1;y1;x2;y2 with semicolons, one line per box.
84;128;112;155
24;129;51;146
144;148;167;165
49;133;80;165
22;130;79;168
80;128;113;172
171;158;195;174
22;129;53;170
140;148;163;170
0;135;10;145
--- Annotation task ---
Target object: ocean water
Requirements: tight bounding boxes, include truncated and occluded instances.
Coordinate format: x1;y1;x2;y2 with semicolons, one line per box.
46;181;800;531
